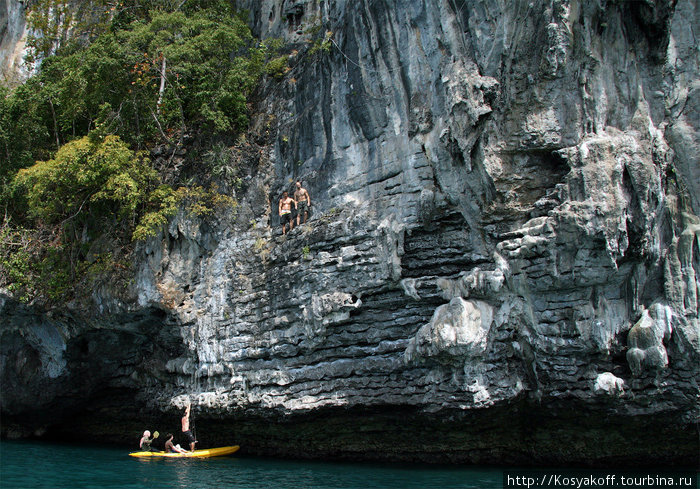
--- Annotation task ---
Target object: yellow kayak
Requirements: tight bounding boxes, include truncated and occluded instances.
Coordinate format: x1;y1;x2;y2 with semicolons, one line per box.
129;445;240;458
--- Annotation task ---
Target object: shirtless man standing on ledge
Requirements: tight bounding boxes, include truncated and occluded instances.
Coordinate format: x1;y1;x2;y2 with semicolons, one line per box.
294;180;311;226
278;191;296;235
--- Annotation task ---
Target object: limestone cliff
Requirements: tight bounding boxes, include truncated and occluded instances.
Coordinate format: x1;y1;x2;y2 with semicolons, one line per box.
0;0;30;84
1;0;698;465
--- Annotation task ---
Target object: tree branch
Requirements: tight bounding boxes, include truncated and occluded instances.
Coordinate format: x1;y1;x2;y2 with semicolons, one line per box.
150;109;170;142
48;97;61;149
157;55;167;115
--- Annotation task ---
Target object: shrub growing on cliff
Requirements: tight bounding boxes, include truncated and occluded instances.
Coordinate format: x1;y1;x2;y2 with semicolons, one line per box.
5;135;154;301
131;184;238;241
12;133;236;244
15;135;156;227
2;133;239;302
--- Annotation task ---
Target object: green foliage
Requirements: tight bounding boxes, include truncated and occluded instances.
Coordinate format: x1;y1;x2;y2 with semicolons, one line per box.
0;218;72;303
266;55;290;79
2;2;282;173
4;135;154;302
0;223;35;302
0;84;54;183
308;30;333;57
24;0;246;62
14;135;156;226
203;142;242;188
13;133;236;242
0;216;133;303
176;185;238;218
3;133;238;302
130;184;237;241
1;0;286;304
122;9;260;134
36;246;73;301
132;184;179;241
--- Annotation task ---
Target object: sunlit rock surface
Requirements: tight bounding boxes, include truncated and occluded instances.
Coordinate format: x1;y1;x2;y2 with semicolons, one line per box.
0;0;31;84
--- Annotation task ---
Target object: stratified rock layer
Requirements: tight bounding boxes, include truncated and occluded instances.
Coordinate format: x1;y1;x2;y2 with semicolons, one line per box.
1;0;698;465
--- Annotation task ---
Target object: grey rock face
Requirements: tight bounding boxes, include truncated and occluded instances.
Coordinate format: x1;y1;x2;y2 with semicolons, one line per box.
0;0;29;84
1;0;699;464
404;297;493;364
593;372;625;397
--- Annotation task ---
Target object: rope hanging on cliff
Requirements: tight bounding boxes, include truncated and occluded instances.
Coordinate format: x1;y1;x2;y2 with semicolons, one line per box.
329;37;403;75
187;387;198;447
327;0;469;76
190;400;197;444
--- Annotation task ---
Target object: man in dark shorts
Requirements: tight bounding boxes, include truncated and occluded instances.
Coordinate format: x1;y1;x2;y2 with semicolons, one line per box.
181;404;197;451
278;190;296;235
294;180;311;226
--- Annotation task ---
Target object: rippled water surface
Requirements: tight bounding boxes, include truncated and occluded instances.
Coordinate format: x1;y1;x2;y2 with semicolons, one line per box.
0;440;502;488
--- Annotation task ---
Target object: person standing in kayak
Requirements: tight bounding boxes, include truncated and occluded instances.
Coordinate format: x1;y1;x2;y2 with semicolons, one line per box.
181;404;197;451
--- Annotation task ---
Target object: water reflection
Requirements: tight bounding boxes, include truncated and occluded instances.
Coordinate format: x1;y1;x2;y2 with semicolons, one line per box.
1;440;501;489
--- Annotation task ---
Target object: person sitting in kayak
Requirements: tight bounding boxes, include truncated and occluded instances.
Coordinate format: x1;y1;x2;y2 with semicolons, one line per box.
181;404;197;451
164;433;188;454
139;430;157;451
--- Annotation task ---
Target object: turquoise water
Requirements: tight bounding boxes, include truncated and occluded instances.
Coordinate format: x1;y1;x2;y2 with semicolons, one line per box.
0;440;502;488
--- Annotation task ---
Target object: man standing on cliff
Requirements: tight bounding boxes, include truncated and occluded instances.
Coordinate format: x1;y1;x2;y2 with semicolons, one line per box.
294;180;311;226
181;403;197;452
279;190;296;235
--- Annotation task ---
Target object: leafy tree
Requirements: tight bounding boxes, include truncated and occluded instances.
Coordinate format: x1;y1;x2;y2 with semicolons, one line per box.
15;3;272;152
3;134;146;301
15;134;156;228
3;132;237;302
0;83;54;176
120;8;265;135
7;134;153;298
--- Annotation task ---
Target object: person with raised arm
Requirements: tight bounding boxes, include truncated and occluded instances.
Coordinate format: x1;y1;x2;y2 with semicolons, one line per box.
181;403;197;452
